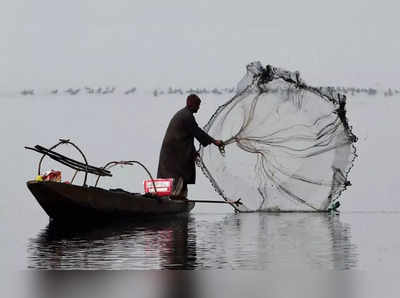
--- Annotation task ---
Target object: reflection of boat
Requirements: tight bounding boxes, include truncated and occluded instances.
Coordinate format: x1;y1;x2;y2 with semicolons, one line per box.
25;139;195;222
28;215;196;269
27;212;358;270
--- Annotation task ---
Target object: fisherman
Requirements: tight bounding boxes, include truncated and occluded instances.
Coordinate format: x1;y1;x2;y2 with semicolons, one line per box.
157;94;223;199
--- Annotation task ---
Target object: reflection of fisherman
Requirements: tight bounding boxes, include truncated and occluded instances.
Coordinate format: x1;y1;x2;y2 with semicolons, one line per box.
157;94;223;199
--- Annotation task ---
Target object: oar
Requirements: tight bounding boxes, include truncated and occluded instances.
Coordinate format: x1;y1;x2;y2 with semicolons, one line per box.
187;198;243;207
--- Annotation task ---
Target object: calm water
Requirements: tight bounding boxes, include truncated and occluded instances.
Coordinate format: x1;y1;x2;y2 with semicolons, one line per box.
1;95;400;296
25;212;357;270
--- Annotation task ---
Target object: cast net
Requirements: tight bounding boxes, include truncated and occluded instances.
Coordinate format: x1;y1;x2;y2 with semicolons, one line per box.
198;62;357;212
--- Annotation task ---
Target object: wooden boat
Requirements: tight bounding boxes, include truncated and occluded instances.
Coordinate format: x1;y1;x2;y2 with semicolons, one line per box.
27;180;194;221
25;139;195;222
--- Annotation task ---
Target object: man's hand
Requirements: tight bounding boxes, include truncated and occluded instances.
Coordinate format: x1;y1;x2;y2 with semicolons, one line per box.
213;140;225;156
213;140;223;146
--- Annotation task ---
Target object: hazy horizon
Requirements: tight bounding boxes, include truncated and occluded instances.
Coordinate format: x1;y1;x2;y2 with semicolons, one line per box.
1;0;399;91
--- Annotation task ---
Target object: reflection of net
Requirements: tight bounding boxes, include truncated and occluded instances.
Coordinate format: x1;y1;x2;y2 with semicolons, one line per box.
198;62;357;212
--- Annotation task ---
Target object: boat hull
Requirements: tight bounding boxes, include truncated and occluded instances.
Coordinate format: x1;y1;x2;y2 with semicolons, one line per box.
27;181;195;222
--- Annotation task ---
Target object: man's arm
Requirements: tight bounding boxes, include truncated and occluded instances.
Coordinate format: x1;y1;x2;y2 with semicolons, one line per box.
187;112;223;147
193;125;214;147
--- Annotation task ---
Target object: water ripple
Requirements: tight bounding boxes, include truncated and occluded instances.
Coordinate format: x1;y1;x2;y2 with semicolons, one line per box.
27;213;357;270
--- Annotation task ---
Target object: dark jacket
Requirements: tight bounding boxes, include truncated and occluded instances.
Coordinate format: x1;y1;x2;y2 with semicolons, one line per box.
157;107;214;184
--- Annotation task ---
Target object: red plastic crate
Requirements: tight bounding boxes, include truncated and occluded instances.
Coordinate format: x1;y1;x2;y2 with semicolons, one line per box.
144;178;173;196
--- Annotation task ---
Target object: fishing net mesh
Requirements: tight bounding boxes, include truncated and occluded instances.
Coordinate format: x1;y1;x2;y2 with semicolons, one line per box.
198;62;357;212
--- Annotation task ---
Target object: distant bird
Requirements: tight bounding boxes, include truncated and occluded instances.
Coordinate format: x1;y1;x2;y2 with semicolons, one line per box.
211;88;222;95
102;87;115;94
21;89;34;95
71;89;80;95
124;87;136;95
85;87;94;94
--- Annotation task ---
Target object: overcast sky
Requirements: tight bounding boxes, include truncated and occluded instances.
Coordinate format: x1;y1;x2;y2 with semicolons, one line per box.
1;0;399;90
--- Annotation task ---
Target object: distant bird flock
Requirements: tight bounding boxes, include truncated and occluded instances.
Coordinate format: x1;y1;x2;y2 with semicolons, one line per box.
18;86;400;97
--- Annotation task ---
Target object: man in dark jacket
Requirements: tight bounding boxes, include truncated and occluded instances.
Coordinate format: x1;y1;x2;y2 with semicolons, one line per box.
157;94;223;198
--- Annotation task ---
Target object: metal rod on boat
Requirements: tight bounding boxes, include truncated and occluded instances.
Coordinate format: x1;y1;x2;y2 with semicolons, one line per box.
188;200;231;204
70;170;78;184
187;199;243;207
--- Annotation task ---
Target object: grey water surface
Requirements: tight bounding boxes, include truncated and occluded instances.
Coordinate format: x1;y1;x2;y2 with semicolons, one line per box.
26;212;356;270
1;94;400;298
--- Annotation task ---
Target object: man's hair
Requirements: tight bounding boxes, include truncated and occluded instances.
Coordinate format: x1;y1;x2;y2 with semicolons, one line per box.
186;94;201;107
